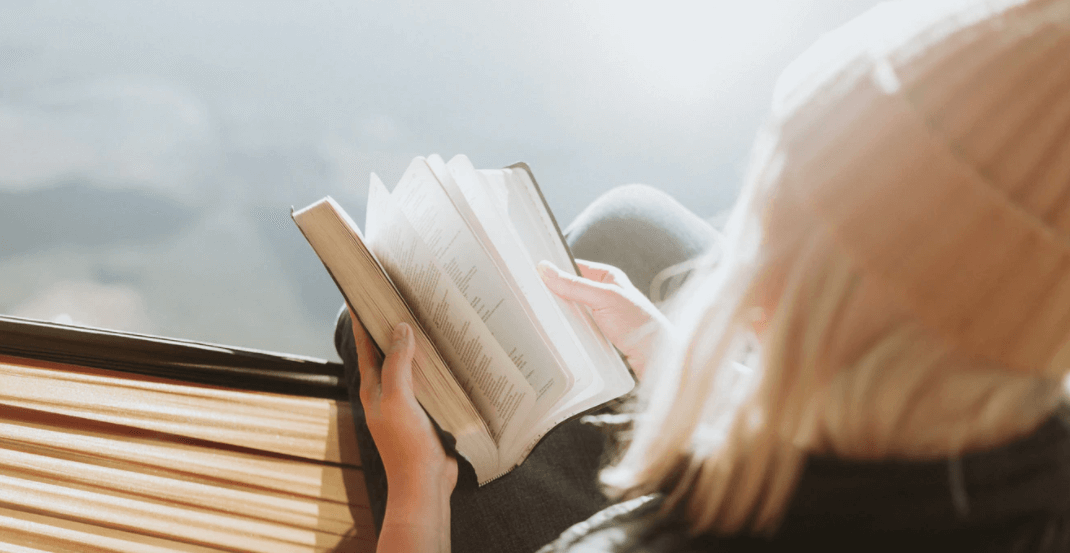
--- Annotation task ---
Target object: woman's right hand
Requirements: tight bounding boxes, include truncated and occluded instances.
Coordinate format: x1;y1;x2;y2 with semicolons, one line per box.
538;259;671;379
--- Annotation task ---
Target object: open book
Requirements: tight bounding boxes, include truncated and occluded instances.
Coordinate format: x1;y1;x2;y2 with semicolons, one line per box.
292;155;635;484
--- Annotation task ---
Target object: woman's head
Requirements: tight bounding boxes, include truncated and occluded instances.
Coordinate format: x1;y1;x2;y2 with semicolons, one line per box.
603;0;1070;536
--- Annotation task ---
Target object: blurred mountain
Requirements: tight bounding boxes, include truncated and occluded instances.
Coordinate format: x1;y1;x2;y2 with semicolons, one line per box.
0;182;196;259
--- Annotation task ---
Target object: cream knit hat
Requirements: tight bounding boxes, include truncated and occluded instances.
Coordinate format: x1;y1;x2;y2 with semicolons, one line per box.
766;0;1070;377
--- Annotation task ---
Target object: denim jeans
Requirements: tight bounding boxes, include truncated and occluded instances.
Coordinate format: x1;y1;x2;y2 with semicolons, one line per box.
334;184;717;552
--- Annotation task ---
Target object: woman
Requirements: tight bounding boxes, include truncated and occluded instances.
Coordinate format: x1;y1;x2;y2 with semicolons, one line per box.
340;0;1070;550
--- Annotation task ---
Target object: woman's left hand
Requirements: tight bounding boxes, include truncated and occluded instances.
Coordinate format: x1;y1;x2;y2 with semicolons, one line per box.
351;312;457;551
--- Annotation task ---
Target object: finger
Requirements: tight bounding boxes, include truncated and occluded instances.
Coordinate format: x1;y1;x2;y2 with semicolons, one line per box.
350;309;382;400
575;259;631;287
573;259;610;282
381;322;415;398
538;260;618;307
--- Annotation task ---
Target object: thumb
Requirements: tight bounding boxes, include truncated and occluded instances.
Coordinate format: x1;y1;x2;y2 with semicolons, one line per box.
538;260;617;308
381;322;415;398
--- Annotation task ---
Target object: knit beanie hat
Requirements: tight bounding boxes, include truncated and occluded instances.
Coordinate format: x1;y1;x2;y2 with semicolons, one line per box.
766;0;1070;378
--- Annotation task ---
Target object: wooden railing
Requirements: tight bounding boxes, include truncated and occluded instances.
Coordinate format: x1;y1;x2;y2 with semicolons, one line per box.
0;315;375;552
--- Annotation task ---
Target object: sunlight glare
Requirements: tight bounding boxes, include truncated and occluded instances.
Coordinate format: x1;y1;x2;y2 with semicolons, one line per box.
589;0;816;107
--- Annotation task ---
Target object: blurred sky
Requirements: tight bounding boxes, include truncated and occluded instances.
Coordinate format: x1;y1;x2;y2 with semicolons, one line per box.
0;0;882;360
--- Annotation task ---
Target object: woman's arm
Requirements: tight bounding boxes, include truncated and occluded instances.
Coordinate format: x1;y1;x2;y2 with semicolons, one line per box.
378;472;453;553
351;315;459;553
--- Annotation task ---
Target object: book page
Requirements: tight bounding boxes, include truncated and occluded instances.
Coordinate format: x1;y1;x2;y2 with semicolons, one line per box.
443;157;598;395
480;167;573;274
483;167;628;377
390;159;567;402
480;167;635;436
366;175;536;446
424;155;575;411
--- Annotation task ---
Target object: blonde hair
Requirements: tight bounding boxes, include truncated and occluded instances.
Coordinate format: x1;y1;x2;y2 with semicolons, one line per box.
596;0;1070;536
600;122;1068;535
601;0;1070;536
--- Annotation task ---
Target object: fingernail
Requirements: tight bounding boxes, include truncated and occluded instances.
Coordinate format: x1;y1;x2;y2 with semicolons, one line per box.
537;260;556;279
389;323;409;353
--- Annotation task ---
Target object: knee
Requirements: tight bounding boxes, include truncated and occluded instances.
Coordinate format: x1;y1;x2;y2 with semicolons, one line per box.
565;184;680;247
564;184;716;298
565;184;706;255
574;184;679;224
334;305;353;359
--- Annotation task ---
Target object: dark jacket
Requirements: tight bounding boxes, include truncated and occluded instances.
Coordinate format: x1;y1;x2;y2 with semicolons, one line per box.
538;410;1070;552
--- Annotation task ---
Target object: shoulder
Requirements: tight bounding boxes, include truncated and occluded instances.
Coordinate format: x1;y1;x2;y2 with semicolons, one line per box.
534;494;660;553
535;495;736;553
